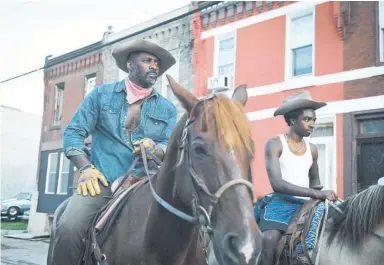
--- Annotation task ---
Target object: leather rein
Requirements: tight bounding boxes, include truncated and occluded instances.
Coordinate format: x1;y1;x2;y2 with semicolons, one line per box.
140;94;257;233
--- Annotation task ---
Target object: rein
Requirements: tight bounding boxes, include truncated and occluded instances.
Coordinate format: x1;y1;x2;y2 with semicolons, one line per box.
140;94;257;233
140;140;256;230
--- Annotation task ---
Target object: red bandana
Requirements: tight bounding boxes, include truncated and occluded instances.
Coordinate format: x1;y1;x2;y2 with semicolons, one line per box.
125;77;153;104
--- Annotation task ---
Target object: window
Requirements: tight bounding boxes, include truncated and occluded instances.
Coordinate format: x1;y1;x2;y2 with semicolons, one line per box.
360;118;384;134
14;192;31;200
45;153;59;194
44;151;72;195
57;153;71;194
287;10;314;78
53;83;64;125
379;2;384;62
214;31;236;87
308;119;336;191
85;74;96;97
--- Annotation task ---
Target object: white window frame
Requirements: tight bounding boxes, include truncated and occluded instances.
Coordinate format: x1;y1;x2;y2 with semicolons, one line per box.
53;84;64;125
307;115;337;192
285;7;315;80
45;152;59;194
213;31;237;89
379;2;384;62
85;75;96;97
57;152;70;195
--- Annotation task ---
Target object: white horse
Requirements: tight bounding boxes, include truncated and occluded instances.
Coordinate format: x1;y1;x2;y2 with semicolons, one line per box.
208;178;384;265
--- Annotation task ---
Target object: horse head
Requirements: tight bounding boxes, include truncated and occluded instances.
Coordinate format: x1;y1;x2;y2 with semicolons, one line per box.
166;75;263;265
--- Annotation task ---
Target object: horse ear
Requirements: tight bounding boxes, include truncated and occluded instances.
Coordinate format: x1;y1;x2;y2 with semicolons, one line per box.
232;84;248;106
166;74;198;112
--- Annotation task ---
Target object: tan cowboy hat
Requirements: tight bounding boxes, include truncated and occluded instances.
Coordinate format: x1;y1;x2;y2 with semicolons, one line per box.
273;91;327;116
112;39;176;76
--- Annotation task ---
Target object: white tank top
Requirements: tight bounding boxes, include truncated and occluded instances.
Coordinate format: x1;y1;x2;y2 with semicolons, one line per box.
278;134;313;189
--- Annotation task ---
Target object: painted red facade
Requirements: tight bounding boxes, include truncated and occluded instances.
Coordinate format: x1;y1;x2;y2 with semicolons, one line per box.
192;1;384;198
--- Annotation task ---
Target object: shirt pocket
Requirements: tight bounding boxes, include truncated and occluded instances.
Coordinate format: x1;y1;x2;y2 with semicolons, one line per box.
144;113;169;140
100;105;121;132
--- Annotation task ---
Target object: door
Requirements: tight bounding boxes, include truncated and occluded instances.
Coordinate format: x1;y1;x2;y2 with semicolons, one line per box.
357;137;384;193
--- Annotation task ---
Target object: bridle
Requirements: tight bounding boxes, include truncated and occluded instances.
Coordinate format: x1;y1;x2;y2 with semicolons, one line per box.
141;93;257;234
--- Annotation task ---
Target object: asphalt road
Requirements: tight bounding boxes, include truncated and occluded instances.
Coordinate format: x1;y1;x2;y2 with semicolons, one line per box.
1;236;49;265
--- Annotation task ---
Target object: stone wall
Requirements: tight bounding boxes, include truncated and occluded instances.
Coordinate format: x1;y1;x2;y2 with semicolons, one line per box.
102;5;194;120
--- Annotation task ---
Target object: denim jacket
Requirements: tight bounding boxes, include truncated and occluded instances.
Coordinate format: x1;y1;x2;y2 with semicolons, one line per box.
63;79;177;183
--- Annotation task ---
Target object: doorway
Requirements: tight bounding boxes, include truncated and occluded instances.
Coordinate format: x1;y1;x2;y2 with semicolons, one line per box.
356;116;384;192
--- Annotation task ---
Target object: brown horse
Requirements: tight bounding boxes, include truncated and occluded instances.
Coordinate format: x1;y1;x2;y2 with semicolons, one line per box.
47;75;263;265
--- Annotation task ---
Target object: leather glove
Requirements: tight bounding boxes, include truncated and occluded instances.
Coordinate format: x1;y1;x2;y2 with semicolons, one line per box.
133;138;157;159
77;165;109;196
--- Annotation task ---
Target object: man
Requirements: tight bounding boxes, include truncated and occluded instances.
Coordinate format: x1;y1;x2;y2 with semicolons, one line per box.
51;39;177;265
255;91;338;265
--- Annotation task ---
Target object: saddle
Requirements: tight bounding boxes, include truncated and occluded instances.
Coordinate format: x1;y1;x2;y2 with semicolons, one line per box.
79;150;163;265
79;176;149;265
274;198;322;265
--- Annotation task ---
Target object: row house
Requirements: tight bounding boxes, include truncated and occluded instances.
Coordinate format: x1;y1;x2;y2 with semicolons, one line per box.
192;1;384;198
28;4;195;235
28;43;103;235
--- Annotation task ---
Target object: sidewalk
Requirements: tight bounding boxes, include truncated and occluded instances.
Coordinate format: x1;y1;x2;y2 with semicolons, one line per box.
1;230;49;265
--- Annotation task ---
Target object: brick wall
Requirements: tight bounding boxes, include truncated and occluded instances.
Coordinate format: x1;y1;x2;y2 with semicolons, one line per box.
42;53;103;143
343;1;384;99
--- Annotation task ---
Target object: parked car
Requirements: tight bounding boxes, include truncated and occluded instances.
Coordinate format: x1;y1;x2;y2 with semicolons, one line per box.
1;192;32;220
21;210;30;221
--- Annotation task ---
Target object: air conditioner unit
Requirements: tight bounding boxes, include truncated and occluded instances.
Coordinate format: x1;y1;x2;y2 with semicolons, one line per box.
218;75;234;89
207;76;218;90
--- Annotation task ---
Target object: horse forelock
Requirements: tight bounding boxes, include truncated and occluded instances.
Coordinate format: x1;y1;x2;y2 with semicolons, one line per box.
198;95;254;158
327;185;384;249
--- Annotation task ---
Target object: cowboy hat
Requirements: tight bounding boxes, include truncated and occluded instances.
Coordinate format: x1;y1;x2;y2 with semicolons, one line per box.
273;91;327;117
112;39;176;76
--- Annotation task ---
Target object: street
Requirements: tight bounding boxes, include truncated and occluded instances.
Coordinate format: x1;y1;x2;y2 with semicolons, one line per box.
1;235;49;265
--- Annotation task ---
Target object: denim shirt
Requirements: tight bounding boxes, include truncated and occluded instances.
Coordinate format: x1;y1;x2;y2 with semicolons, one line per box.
63;79;177;183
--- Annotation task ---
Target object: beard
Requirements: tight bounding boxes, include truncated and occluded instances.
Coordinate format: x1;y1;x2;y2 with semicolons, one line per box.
145;71;158;86
129;70;158;88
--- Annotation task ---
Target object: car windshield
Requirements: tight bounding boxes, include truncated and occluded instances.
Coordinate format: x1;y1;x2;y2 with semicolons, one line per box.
14;193;30;200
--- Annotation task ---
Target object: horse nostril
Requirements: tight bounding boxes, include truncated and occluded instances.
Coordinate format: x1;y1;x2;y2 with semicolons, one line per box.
223;232;239;264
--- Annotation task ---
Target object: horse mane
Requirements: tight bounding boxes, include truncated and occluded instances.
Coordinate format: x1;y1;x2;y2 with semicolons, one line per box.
326;185;384;249
200;94;254;157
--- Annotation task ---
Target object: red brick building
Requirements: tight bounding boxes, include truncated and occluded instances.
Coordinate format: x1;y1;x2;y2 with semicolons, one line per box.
36;43;103;215
192;1;384;198
28;42;103;235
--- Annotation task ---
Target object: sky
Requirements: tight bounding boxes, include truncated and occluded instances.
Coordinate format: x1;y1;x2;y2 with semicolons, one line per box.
0;0;191;115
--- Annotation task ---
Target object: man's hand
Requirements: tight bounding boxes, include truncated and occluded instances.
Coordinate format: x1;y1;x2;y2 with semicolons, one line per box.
133;138;158;159
314;190;338;201
77;165;109;196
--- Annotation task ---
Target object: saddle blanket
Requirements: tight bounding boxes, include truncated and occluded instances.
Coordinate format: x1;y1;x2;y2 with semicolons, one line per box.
254;193;325;254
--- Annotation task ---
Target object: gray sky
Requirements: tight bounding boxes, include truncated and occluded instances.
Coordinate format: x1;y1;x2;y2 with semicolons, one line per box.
0;0;191;114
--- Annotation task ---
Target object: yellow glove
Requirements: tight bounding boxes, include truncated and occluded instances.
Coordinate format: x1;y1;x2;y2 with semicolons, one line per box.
133;138;157;159
77;165;109;197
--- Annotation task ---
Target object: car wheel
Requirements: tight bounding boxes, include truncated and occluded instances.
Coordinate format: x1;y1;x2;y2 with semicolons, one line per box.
7;206;20;219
